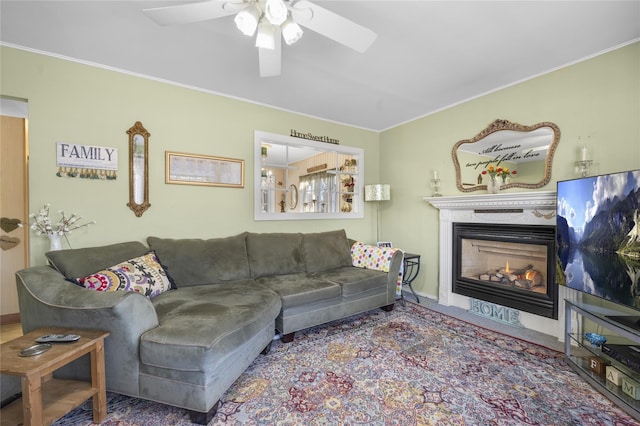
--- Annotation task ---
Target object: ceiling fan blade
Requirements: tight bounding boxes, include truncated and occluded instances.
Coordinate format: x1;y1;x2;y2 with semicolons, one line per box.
291;0;377;53
143;0;238;26
259;35;282;77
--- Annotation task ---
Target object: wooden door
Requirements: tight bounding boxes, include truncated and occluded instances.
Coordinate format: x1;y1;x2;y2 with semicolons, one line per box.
1;115;28;323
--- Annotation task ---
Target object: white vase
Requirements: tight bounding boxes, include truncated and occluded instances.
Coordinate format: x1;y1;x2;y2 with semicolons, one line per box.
48;234;62;251
487;178;501;194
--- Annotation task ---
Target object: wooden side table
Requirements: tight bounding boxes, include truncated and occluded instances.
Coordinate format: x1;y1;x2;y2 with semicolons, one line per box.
0;327;109;426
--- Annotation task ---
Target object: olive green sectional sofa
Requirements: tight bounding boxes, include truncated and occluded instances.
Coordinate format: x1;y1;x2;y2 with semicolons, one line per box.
15;229;402;424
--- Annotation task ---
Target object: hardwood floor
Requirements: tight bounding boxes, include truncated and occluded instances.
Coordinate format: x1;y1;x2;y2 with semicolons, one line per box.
0;322;23;344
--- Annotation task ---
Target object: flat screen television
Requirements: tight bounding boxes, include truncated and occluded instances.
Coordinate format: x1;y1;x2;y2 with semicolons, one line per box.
556;169;640;328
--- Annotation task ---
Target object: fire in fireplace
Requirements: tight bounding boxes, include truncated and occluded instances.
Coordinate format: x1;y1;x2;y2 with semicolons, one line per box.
453;223;557;319
478;262;544;290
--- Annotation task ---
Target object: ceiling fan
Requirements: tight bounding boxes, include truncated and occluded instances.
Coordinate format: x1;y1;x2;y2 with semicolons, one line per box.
143;0;377;77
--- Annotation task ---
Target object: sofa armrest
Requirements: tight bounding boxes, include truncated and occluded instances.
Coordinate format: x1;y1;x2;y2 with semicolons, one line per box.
350;242;404;304
386;250;404;302
15;266;159;396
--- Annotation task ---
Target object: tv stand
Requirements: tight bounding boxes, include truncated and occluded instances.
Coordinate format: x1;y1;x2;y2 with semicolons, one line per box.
565;299;640;421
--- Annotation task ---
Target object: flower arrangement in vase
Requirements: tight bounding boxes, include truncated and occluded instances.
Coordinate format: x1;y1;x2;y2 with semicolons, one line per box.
482;165;517;193
26;204;95;250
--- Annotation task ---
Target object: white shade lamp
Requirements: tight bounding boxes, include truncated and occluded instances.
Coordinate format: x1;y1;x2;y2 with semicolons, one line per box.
234;0;304;49
364;184;391;243
234;5;261;36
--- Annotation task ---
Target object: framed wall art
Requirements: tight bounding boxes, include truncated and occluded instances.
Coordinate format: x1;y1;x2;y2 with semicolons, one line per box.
165;151;244;188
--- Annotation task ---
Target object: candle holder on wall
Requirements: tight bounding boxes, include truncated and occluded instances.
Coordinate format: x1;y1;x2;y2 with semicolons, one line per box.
574;141;592;177
574;160;593;177
430;169;442;197
430;178;442;197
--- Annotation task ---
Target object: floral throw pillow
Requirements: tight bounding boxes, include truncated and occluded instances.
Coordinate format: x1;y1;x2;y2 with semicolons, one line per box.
76;252;172;298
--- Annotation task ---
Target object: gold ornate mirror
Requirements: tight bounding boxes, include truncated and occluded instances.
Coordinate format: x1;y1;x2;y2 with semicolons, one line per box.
453;119;560;192
127;121;150;217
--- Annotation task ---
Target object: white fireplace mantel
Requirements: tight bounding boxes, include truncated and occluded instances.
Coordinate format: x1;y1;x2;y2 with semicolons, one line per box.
425;190;575;340
426;190;557;215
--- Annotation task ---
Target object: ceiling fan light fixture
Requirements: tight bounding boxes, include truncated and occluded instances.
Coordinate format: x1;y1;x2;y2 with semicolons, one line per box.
264;0;288;26
281;18;303;45
234;4;261;36
256;20;276;50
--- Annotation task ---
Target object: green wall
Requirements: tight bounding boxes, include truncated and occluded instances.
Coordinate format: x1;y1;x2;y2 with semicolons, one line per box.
0;47;381;265
2;42;639;295
380;41;640;299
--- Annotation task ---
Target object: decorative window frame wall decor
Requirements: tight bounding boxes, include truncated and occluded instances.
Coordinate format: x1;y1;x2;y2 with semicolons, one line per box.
254;130;364;221
165;151;244;188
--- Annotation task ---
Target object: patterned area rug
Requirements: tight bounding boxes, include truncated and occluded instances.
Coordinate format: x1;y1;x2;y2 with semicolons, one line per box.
54;303;638;425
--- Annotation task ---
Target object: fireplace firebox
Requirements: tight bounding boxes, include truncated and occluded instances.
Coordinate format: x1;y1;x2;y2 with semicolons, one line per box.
452;222;557;319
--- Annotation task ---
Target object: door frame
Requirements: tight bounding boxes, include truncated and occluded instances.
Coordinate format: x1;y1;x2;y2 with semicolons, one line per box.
1;97;29;324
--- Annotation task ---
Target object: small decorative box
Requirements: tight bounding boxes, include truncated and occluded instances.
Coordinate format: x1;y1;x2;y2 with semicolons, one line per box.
606;366;626;386
622;376;640;400
588;356;608;376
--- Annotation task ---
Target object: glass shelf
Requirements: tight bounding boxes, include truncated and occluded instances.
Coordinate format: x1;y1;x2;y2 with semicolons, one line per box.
565;299;640;421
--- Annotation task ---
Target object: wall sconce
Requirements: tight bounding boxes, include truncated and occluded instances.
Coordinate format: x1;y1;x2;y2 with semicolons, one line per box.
430;170;442;197
574;139;592;177
364;184;390;243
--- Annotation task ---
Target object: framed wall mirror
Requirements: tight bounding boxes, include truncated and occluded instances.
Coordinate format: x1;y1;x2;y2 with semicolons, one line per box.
452;119;561;192
127;121;150;217
254;131;364;220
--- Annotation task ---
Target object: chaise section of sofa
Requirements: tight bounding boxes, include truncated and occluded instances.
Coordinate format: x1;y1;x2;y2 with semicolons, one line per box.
138;281;281;421
145;233;282;421
17;239;281;424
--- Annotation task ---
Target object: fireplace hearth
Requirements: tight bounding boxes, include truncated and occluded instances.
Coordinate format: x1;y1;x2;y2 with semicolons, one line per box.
452;222;557;319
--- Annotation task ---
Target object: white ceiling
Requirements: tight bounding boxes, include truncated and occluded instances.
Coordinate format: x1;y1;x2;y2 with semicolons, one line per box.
1;1;639;131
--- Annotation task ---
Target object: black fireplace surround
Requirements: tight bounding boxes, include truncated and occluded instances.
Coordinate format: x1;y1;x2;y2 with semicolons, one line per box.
452;222;558;319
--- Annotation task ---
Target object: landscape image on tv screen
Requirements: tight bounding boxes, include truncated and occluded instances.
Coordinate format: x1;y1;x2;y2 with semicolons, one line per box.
557;169;640;310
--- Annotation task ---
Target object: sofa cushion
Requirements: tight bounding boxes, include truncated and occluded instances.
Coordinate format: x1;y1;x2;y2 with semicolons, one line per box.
246;232;305;278
140;281;281;371
314;267;388;297
147;234;250;287
76;252;172;298
45;241;149;279
257;273;341;309
301;229;353;273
